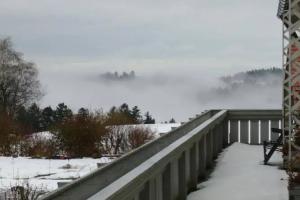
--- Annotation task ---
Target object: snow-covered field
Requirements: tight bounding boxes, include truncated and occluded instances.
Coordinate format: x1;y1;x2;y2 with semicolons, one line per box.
188;143;288;200
0;157;113;192
0;123;180;194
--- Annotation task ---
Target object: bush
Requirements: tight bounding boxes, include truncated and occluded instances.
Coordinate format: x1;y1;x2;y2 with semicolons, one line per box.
102;126;155;155
54;112;106;158
27;140;57;158
127;127;155;149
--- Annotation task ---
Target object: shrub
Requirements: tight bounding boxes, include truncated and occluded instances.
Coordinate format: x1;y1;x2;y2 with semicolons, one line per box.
54;112;106;158
127;126;155;149
102;126;155;155
27;140;57;158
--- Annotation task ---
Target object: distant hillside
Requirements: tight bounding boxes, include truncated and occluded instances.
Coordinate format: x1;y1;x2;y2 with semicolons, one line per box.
202;67;283;103
220;67;282;87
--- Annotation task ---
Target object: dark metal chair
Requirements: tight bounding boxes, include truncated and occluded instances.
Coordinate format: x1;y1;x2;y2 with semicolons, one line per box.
263;128;287;165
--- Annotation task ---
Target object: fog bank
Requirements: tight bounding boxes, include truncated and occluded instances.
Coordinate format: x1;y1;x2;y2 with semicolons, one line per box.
40;68;282;122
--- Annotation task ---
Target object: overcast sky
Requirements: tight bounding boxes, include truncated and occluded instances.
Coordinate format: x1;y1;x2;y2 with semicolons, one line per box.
0;0;283;121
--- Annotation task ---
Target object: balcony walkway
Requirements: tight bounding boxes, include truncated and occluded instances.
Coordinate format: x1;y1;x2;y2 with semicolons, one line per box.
188;143;288;200
41;110;285;200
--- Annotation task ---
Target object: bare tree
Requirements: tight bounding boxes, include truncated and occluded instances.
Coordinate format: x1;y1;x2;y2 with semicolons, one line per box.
127;126;154;149
103;125;155;155
103;125;128;155
0;37;42;116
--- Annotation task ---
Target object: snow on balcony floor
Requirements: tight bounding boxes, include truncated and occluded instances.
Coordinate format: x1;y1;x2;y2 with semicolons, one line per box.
188;143;288;200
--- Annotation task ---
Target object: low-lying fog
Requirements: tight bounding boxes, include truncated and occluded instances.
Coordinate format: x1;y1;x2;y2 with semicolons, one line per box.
39;67;282;122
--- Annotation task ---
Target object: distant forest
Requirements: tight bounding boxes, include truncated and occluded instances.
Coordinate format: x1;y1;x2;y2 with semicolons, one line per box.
210;67;282;98
100;71;136;81
220;67;282;86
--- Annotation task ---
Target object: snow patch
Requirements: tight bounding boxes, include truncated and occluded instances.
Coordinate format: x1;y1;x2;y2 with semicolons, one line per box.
0;157;113;191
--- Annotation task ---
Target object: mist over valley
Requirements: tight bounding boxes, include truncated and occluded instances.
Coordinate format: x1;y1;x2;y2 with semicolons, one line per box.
40;67;282;122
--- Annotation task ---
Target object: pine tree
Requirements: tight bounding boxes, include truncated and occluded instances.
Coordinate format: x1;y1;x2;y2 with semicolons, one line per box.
16;106;30;126
27;103;42;132
120;103;130;115
15;106;32;134
169;118;176;123
54;103;73;124
78;107;89;119
131;106;142;123
41;106;55;130
144;112;155;124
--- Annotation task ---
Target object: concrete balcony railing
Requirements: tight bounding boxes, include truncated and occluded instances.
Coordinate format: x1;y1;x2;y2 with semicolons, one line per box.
41;109;282;200
227;110;281;144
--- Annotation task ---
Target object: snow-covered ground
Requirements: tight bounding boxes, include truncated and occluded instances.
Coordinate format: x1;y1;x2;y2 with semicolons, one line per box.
144;123;181;135
0;157;113;192
122;123;181;137
188;143;288;200
0;123;180;193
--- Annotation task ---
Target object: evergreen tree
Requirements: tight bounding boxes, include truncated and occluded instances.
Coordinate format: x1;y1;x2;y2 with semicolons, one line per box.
119;103;130;115
77;107;89;119
130;106;142;123
169;118;176;123
54;103;73;124
144;112;155;124
109;106;117;115
41;106;55;130
107;104;141;124
27;103;42;132
16;106;30;126
15;106;32;134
